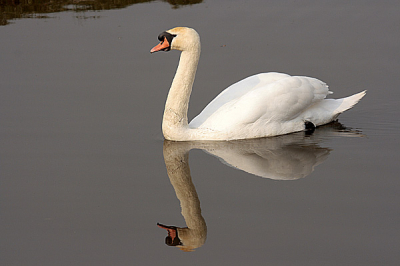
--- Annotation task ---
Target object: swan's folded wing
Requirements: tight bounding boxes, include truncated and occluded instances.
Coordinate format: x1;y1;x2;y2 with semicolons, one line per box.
189;72;290;128
190;74;331;132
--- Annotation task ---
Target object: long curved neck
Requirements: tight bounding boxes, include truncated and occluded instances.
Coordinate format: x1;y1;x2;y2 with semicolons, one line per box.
163;141;207;250
162;48;200;140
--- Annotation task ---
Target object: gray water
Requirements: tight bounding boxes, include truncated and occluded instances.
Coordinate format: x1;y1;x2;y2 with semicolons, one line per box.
1;1;399;265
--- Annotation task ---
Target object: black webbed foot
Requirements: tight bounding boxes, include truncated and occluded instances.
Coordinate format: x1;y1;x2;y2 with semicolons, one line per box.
304;121;316;136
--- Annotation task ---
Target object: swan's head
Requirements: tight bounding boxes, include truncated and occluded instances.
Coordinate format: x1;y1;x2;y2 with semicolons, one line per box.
150;27;200;53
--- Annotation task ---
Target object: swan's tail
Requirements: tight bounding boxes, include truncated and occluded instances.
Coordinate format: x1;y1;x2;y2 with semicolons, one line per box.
334;90;367;115
305;90;366;126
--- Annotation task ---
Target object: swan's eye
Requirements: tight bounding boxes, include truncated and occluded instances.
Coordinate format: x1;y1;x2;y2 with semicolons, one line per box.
158;32;168;42
158;32;177;43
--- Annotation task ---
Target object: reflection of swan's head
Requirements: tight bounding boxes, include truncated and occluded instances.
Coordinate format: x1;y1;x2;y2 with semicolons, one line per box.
157;223;182;246
157;223;201;252
150;27;200;53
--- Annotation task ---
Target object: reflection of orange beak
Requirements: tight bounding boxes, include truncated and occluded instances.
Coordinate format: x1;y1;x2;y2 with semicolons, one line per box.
157;223;178;240
150;38;171;53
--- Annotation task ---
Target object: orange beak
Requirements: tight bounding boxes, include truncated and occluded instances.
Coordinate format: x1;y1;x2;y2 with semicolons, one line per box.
150;37;171;53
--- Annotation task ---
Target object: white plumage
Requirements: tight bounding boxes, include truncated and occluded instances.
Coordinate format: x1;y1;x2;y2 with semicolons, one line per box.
151;27;366;141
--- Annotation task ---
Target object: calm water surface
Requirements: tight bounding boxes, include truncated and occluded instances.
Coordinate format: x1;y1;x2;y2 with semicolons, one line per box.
1;1;399;265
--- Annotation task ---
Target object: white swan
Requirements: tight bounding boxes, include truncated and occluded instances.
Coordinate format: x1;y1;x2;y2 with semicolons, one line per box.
151;27;366;141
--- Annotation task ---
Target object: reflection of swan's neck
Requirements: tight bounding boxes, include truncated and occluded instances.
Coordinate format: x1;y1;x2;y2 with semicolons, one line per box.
162;48;200;140
163;142;207;251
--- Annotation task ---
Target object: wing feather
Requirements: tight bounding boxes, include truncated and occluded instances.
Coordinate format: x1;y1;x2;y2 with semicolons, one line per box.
189;73;331;132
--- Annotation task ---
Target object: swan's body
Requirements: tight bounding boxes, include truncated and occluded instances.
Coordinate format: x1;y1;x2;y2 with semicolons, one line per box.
151;27;366;141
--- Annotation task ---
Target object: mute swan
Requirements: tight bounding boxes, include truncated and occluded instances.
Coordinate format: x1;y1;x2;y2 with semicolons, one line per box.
151;27;366;141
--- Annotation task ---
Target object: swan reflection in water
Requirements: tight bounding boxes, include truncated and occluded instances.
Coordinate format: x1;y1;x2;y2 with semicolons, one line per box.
158;122;362;251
